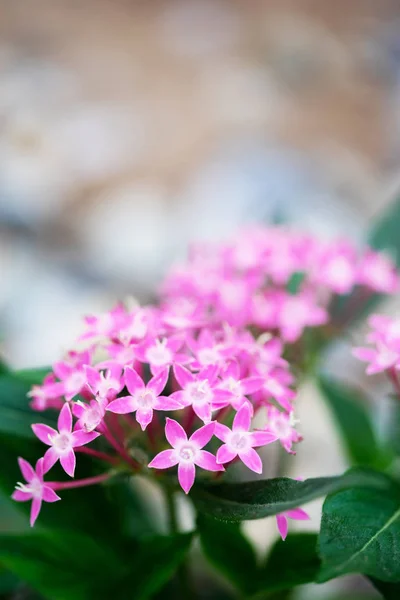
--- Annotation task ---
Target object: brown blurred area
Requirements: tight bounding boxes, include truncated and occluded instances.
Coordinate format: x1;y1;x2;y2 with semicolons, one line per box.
1;0;400;364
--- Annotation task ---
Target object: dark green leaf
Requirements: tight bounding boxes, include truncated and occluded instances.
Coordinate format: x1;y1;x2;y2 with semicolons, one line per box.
318;487;400;582
192;468;392;522
318;375;388;468
258;533;320;593
13;367;51;386
0;565;20;595
0;530;192;600
369;577;400;600
197;514;258;594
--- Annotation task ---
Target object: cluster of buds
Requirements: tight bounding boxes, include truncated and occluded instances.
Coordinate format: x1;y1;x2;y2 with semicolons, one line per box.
13;226;399;529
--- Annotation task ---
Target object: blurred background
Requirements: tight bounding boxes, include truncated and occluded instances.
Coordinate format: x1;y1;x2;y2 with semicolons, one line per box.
1;1;400;597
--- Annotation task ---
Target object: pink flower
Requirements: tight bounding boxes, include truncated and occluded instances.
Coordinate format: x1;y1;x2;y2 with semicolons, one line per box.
73;399;106;432
277;293;328;343
265;407;302;453
79;304;128;340
28;373;62;411
313;242;357;294
106;367;180;431
275;508;310;541
12;458;60;526
253;368;296;412
84;365;123;402
148;419;223;494
170;364;231;423
215;403;277;474
358;251;398;294
352;314;400;374
32;403;99;477
52;350;92;401
188;329;231;370
215;360;265;411
136;337;188;375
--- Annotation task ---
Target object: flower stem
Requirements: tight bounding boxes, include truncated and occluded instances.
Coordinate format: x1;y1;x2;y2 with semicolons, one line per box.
50;472;111;491
75;446;119;465
164;487;194;599
100;422;141;471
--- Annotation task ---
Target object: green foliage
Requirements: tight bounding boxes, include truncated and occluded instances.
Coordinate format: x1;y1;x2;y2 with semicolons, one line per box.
0;530;192;600
318;375;389;468
318;486;400;583
197;515;258;594
192;468;391;522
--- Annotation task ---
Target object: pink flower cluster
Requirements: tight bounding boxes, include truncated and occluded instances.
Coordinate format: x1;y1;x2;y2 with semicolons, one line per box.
13;226;398;529
353;314;400;375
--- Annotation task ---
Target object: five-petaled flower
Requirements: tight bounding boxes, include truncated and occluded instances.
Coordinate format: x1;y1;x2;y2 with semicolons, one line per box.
32;403;99;477
215;403;277;474
106;366;180;431
275;508;310;541
12;458;60;526
148;418;224;493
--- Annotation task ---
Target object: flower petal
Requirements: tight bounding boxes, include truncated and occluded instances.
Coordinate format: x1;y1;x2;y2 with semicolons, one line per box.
43;447;59;473
60;449;76;477
173;364;194;388
35;458;45;479
286;508;310;521
190;422;215;448
124;367;145;395
31;424;57;446
147;367;169;396
136;408;153;431
276;514;288;541
195;450;224;472
239;447;262;474
193;403;212;424
17;458;35;482
233;402;253;432
107;396;136;414
71;430;100;447
30;497;42;527
214;422;231;442
148;449;179;469
249;431;278;447
216;445;237;464
12;490;32;502
240;376;265;395
42;486;61;503
165;418;187;447
153;396;182;411
58;403;72;433
178;462;195;494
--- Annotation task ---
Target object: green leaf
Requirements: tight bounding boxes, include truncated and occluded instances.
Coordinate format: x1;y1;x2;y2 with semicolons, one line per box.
318;375;388;468
0;373;55;438
0;530;192;600
0;565;20;595
13;367;51;386
197;515;258;594
258;533;320;593
192;468;392;522
369;577;400;600
318;486;400;583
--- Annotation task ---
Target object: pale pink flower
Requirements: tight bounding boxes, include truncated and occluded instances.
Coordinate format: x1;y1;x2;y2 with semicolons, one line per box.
32;403;99;476
79;304;128;340
357;251;398;294
215;403;277;474
215;360;265;411
352;343;400;374
52;350;92;401
148;419;223;494
188;329;231;370
170;364;231;423
28;373;62;411
136;337;188;375
73;399;106;432
253;368;296;412
12;458;60;526
84;365;123;402
265;407;302;453
277;293;328;343
313;242;357;294
106;367;180;431
276;508;310;540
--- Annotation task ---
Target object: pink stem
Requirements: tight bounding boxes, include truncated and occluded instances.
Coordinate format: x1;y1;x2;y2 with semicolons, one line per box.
75;446;119;465
100;423;140;470
50;472;111;491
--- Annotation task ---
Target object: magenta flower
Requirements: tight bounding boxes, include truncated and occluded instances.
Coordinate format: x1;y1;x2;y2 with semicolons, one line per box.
84;365;123;402
313;242;357;294
275;508;310;541
170;364;231;423
32;403;99;477
357;251;399;294
148;419;223;494
215;360;265;411
277;293;328;343
136;337;189;375
27;373;62;411
73;399;106;433
215;403;277;474
52;350;92;401
106;367;180;431
12;458;60;526
265;406;302;454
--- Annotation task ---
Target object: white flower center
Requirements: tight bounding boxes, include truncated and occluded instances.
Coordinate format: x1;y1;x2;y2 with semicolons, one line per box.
146;341;172;366
327;257;353;284
188;381;210;404
50;432;72;453
230;432;248;451
16;477;42;498
83;406;103;431
65;371;86;395
137;390;155;409
197;347;219;365
179;444;196;462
